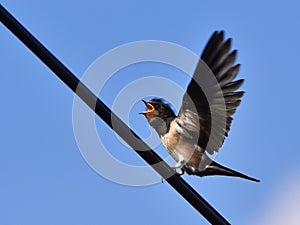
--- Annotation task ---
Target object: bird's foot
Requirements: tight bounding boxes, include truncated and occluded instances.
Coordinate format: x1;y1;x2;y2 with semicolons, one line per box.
171;160;186;176
161;161;186;183
175;168;185;176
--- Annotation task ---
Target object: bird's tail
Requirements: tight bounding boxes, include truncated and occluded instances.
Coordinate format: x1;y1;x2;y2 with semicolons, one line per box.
193;161;260;182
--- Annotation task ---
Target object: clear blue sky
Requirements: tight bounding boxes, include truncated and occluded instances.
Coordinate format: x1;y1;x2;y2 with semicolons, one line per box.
1;1;300;224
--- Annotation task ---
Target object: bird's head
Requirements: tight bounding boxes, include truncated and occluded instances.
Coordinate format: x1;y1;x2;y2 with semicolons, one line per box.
139;98;175;125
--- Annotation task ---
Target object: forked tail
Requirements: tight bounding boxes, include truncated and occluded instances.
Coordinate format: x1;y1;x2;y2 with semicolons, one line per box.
192;161;260;182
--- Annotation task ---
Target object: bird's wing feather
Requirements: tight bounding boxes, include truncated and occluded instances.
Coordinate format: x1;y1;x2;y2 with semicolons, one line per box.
178;31;244;154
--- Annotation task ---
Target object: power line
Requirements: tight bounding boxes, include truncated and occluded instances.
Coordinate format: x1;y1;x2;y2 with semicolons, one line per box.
0;4;230;225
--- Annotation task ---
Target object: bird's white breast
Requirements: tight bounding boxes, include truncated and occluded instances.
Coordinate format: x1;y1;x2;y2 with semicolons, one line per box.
160;119;197;164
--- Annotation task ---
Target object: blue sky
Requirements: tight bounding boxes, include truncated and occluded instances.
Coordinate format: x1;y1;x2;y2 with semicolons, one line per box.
1;1;300;224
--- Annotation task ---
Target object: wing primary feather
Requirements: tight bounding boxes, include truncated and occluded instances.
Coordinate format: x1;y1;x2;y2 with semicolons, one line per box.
218;64;241;86
222;79;244;93
224;91;245;102
201;31;224;63
210;38;232;71
226;100;242;110
215;50;237;78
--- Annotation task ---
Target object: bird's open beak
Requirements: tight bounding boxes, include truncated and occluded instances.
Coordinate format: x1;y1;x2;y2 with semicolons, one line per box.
139;100;155;115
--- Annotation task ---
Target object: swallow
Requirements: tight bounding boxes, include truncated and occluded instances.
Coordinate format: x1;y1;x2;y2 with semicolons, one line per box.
140;31;260;182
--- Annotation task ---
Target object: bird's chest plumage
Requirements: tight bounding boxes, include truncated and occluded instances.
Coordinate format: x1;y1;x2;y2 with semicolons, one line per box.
160;120;202;168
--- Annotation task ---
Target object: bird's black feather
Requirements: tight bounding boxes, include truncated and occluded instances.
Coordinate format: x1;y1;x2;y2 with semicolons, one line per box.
179;31;245;154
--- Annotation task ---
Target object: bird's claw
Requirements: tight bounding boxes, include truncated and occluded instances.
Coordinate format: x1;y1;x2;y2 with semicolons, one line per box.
161;165;185;183
171;160;186;176
176;168;185;175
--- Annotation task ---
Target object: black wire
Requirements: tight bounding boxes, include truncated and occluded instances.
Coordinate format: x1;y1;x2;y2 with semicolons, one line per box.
0;4;230;225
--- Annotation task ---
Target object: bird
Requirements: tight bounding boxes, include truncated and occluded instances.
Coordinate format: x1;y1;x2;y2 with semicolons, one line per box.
140;31;260;182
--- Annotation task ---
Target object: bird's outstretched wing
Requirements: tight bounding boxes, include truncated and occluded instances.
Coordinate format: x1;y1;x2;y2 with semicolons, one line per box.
178;31;244;154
